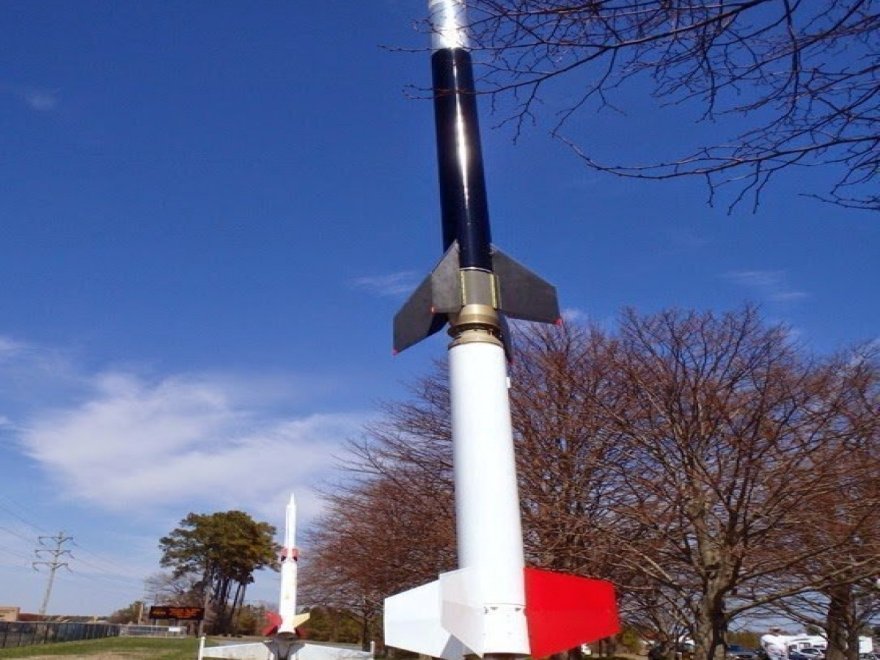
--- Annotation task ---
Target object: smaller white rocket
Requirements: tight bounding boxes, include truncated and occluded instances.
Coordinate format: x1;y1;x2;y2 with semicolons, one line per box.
267;494;310;635
198;494;372;660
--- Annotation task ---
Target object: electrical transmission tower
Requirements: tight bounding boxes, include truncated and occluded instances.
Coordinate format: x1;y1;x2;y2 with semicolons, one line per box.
33;531;73;616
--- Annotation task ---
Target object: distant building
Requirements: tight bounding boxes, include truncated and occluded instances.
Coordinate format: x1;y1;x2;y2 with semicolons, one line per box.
0;606;20;622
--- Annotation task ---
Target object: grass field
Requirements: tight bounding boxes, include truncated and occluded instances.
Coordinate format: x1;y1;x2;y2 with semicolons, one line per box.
0;637;373;659
0;635;204;659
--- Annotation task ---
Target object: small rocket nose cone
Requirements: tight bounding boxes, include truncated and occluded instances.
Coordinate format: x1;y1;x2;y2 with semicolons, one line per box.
284;494;297;553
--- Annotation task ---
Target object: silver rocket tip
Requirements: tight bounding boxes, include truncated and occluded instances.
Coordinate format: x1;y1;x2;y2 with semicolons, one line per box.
284;493;297;551
429;0;469;51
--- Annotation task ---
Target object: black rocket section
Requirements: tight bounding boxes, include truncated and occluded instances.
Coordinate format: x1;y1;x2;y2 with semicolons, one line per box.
431;48;492;270
392;35;561;356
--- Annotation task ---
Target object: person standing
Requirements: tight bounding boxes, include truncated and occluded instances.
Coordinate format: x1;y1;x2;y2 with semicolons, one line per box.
761;627;788;660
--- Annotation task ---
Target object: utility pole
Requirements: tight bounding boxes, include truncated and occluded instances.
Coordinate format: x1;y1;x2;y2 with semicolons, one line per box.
33;531;73;616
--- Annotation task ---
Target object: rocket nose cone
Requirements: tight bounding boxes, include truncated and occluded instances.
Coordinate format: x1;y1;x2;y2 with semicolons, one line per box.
429;0;468;50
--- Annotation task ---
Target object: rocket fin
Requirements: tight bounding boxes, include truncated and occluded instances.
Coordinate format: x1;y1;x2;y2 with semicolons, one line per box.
524;567;620;658
392;271;443;354
291;612;310;628
262;611;283;637
384;579;469;660
392;243;461;354
491;248;561;324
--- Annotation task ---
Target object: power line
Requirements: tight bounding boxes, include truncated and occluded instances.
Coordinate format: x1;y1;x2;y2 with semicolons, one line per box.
0;524;35;544
0;495;47;534
70;539;140;577
0;543;32;561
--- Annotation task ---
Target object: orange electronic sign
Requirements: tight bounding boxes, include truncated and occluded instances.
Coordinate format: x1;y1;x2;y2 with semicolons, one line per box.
148;606;204;621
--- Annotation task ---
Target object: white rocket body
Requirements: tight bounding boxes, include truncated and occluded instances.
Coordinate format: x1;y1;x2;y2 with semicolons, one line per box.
278;494;302;633
448;341;529;652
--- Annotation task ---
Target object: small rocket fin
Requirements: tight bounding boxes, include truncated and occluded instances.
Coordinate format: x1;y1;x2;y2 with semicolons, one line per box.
262;611;283;637
524;567;620;658
392;248;454;355
491;248;561;325
292;612;310;628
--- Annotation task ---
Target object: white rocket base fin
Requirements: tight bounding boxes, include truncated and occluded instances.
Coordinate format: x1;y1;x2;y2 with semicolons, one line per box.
385;569;529;659
384;579;469;660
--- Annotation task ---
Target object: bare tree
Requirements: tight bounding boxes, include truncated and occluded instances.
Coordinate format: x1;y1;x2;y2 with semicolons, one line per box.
303;375;458;648
308;307;878;659
762;345;880;660
144;571;204;607
449;1;880;211
302;474;455;650
591;308;880;660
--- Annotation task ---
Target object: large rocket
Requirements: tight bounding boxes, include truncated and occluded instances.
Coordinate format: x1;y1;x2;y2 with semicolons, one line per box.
384;1;620;658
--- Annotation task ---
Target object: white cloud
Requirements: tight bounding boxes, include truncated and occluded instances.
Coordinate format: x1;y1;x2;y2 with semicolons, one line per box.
18;372;369;517
0;336;27;361
351;271;419;297
724;270;808;303
22;89;59;111
0;335;87;432
561;307;588;322
1;84;60;112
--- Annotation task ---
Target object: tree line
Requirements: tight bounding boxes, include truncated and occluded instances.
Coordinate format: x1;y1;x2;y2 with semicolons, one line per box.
302;306;879;660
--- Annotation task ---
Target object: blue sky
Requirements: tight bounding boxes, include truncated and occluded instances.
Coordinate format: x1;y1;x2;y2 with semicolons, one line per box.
1;1;877;617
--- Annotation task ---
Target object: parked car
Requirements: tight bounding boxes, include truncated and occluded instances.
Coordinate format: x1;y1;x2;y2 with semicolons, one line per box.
727;645;759;660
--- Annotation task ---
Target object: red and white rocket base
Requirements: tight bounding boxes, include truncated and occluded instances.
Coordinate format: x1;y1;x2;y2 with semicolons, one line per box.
385;566;619;659
384;327;619;659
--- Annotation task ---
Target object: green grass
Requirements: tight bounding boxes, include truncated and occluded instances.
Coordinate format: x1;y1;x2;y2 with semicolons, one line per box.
0;635;202;658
